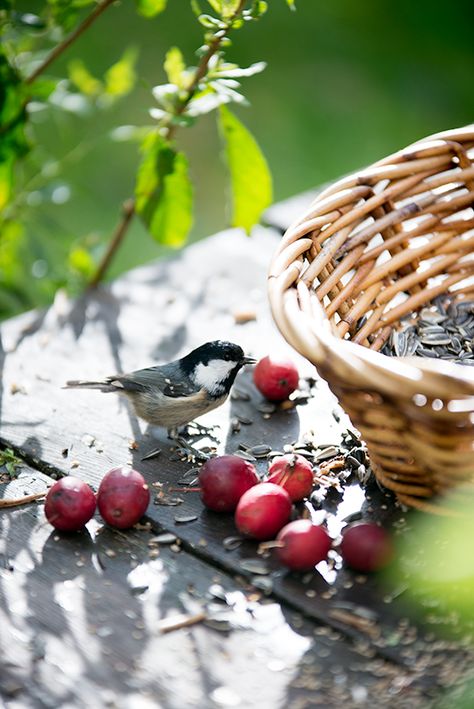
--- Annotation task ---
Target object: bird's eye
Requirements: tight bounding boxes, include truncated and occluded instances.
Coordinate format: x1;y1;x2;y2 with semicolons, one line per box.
224;353;230;361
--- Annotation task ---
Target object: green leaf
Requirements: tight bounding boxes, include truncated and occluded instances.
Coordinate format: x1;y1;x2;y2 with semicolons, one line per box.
190;0;202;16
206;0;221;14
0;220;24;284
249;1;268;17
211;60;266;79
186;86;229;116
69;246;95;278
0;155;14;213
164;47;186;89
198;13;224;28
68;59;102;96
0;49;29;214
30;78;58;101
218;105;272;234
207;0;240;19
135;0;167;18
211;79;247;106
135;134;193;247
105;47;138;97
0;448;23;478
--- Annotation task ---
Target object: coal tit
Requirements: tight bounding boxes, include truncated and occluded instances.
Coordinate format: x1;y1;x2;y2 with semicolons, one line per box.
65;340;255;437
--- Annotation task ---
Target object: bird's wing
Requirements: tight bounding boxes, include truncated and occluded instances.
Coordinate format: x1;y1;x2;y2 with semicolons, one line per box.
111;362;201;399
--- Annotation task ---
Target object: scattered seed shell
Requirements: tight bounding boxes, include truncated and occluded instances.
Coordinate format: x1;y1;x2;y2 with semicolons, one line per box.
231;388;251;401
239;559;271;575
223;536;244;551
249;444;271;458
174;514;198;524
148;533;178;545
234;450;257;463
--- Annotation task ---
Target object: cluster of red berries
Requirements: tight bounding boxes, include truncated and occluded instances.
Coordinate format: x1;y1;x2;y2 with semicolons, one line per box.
44;354;393;573
45;467;149;531
199;453;393;572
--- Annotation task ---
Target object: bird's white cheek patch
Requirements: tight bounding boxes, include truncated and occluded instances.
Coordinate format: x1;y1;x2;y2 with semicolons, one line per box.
193;359;237;394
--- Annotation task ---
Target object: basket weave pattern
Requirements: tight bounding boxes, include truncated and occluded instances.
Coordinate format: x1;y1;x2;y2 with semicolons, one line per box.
269;126;474;512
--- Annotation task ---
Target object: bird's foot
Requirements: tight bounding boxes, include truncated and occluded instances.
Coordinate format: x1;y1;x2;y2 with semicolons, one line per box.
174;436;213;462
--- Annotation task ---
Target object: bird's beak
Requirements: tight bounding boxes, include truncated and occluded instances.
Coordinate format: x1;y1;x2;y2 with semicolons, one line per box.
243;356;257;365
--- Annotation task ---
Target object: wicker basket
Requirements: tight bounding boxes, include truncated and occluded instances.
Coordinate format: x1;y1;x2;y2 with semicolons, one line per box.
268;125;474;512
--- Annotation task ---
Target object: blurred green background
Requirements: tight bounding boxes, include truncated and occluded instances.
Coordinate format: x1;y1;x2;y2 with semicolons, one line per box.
5;0;474;315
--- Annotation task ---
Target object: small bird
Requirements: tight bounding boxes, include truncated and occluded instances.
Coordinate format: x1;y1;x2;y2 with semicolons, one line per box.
65;340;255;440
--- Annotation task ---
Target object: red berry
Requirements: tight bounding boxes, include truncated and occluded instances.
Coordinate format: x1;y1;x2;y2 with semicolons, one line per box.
267;454;313;502
97;467;150;529
340;522;394;572
199;455;259;512
253;355;299;402
235;482;292;540
277;520;331;570
44;477;96;532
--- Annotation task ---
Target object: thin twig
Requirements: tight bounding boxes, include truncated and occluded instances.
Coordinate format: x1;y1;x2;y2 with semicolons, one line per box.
87;198;135;289
26;0;117;85
158;611;207;634
0;491;47;508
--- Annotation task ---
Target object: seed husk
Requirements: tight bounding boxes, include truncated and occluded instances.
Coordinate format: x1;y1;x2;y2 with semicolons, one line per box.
223;536;244;551
174;514;198;524
149;533;177;545
239;559;271;575
249;444;272;458
234;450;257;463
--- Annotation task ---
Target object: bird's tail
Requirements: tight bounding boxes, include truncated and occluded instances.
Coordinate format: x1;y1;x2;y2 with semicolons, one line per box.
64;379;116;393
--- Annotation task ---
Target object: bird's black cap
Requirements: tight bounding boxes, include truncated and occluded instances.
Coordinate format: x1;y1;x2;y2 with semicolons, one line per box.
181;341;253;373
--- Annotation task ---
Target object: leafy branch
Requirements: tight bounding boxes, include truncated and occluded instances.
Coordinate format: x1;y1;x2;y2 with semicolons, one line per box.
90;0;276;286
0;0;294;315
25;0;117;85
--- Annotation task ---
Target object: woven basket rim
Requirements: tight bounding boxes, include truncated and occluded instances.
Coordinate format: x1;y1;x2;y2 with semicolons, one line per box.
268;124;474;404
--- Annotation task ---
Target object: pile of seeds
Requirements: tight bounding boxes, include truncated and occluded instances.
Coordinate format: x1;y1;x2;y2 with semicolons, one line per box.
381;296;474;364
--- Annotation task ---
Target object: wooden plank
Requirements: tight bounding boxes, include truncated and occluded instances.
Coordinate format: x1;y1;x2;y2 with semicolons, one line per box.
0;227;470;670
0;466;444;708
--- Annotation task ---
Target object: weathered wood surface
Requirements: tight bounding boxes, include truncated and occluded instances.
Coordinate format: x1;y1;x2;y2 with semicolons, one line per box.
0;466;436;709
1;225;473;705
0;227;407;647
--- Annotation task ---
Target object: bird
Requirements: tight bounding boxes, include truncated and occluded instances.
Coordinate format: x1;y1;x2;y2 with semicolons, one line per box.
65;340;255;445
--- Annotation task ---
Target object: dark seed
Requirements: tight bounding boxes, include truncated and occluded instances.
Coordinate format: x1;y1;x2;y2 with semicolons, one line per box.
249;444;272;457
237;415;253;425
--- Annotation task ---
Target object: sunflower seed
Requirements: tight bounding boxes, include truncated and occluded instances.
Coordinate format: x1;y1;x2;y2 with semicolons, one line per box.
419;334;451;346
237;415;253;425
182;467;201;480
239;559;271;575
249;444;272;457
383;297;474;367
315;446;339;461
234;450;257;462
223;536;244;551
149;533;177;545
174;515;198;524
